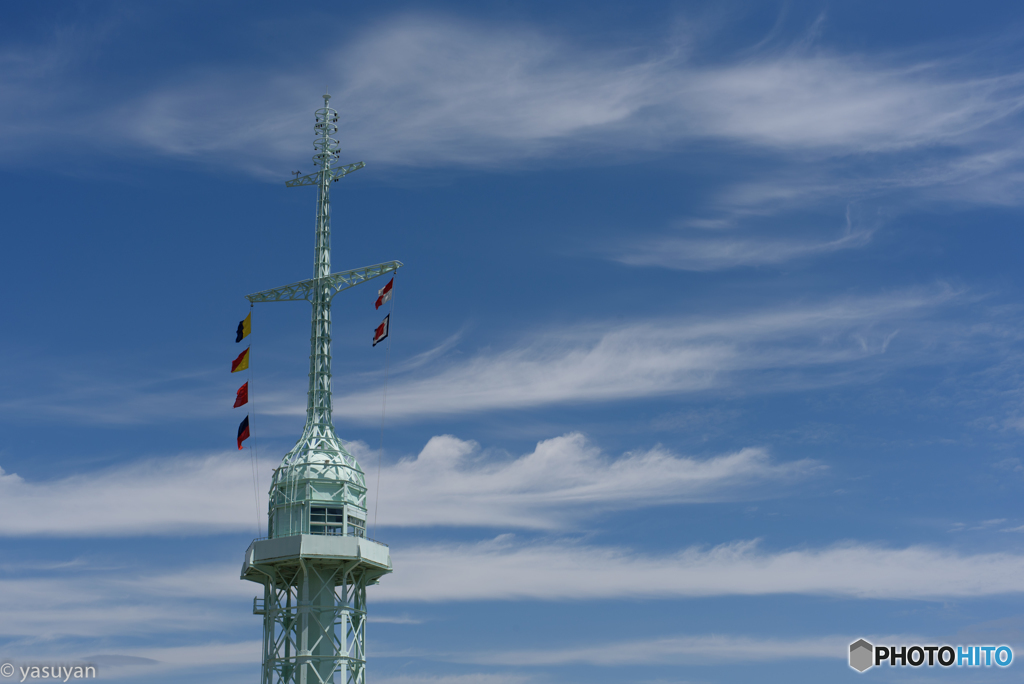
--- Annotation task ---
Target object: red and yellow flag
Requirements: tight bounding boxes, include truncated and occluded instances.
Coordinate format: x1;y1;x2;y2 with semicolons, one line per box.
231;347;250;373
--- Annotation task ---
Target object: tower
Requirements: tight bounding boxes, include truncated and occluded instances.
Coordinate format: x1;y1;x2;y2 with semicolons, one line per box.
240;94;400;684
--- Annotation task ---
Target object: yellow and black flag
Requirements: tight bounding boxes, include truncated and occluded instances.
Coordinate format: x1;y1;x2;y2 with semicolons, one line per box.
236;313;251;343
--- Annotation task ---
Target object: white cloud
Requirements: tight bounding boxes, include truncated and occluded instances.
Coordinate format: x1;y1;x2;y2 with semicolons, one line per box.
327;288;963;421
0;455;268;537
381;537;1024;602
0;432;812;536
8;535;1024;647
365;433;818;529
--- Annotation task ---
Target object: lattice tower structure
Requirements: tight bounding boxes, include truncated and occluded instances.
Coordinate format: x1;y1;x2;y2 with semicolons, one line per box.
241;94;399;684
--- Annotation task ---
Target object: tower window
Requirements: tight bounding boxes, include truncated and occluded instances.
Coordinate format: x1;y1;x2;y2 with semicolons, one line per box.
310;507;346;535
348;516;365;537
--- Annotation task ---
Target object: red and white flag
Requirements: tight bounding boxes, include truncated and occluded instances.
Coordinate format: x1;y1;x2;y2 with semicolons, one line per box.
375;278;394;310
373;314;390;347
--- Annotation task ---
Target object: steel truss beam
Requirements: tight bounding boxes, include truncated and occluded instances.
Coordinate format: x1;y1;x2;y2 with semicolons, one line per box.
245;261;403;304
285;162;366;188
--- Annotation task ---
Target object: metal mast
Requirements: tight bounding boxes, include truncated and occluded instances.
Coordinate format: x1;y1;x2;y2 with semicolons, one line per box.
241;94;399;684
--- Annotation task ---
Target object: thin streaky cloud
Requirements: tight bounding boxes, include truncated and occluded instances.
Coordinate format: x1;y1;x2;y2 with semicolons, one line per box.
381;537;1024;602
374;676;533;684
10;536;1024;639
614;227;874;271
0;573;249;639
453;633;911;666
4;642;263;681
0;364;227;426
369;615;426;625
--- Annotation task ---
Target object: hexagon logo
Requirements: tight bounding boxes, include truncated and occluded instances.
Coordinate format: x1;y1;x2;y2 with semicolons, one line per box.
849;639;874;672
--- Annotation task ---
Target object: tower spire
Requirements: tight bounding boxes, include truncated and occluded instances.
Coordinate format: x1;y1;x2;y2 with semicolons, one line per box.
240;96;400;684
304;90;341;454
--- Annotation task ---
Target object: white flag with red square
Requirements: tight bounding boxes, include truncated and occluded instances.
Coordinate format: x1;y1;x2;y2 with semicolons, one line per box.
375;278;394;310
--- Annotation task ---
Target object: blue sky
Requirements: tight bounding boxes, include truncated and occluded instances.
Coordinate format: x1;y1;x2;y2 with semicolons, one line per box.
3;1;1024;682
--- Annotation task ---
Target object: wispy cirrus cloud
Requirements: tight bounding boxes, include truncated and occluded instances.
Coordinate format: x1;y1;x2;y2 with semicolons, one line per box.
613;204;877;271
325;287;967;421
118;17;1024;171
4;14;1024;198
613;226;874;271
3;289;969;428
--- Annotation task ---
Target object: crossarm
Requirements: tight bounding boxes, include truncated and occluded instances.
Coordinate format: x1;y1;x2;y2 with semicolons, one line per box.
284;162;366;187
245;260;403;303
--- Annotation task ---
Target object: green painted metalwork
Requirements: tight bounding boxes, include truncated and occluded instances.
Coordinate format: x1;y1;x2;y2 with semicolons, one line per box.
285;161;366;187
241;93;397;684
245;261;403;304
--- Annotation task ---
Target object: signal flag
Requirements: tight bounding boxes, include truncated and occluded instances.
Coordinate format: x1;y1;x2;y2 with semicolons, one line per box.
234;381;249;408
236;312;251;342
375;278;393;310
231;347;250;373
237;415;250;450
373;314;390;347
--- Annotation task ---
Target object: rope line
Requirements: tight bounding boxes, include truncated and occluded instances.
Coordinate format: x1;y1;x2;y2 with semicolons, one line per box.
247;303;262;536
372;279;395;539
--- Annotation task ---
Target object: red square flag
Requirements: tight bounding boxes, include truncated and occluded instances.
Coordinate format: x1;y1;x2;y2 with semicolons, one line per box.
373;314;390;347
233;381;249;408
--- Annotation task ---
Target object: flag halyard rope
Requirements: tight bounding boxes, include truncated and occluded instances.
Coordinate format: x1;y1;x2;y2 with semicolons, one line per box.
373;278;395;540
246;303;262;536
